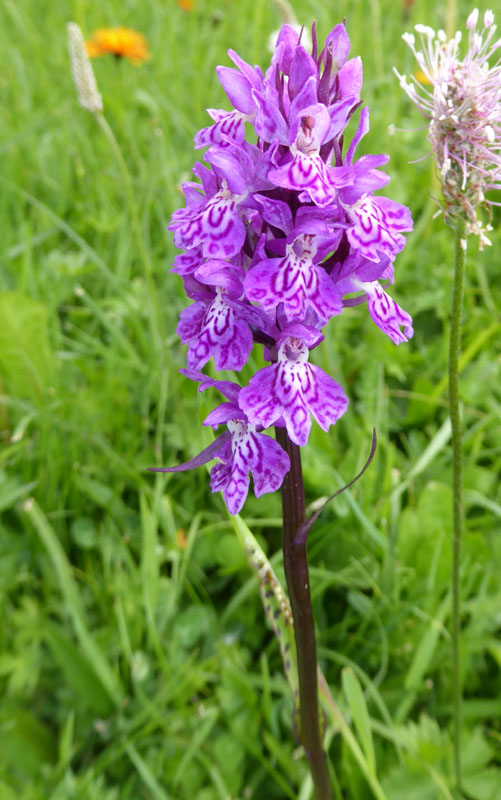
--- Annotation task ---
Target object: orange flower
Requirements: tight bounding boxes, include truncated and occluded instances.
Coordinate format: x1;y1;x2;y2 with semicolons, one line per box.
177;0;195;10
86;27;149;64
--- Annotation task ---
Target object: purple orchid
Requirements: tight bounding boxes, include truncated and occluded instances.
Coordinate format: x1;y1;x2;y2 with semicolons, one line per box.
158;21;413;514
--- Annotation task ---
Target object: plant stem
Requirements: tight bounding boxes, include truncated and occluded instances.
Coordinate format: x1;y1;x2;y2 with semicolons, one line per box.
95;112;168;464
276;427;333;800
449;222;466;794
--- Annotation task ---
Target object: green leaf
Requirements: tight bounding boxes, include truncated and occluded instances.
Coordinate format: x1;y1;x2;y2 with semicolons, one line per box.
0;291;53;399
0;707;56;778
124;742;172;800
463;768;501;800
342;667;376;777
24;498;123;708
44;622;114;716
0;471;36;512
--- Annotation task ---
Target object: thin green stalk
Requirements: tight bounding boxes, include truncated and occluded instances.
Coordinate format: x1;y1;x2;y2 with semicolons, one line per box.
445;0;457;38
95;112;163;346
95;112;168;463
276;427;333;800
449;222;466;794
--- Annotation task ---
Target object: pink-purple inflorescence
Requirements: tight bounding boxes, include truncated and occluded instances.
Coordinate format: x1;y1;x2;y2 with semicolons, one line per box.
395;9;501;246
157;22;413;514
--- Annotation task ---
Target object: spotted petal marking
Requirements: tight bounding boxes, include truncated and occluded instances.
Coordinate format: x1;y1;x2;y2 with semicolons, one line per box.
244;248;342;322
357;280;413;344
269;152;339;207
171;191;246;259
346;195;412;262
210;421;290;514
194;109;247;150
239;338;349;446
177;291;253;371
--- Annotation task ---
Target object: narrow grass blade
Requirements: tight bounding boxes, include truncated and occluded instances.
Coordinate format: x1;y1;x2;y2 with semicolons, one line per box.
396;592;451;722
139;491;160;648
173;707;219;786
342;667;376;777
332;468;387;552
317;672;389;800
0;178;120;287
24;498;123;707
44;622;113;716
124;741;172;800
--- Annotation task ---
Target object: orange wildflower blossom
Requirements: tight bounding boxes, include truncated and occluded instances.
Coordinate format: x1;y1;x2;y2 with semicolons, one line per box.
177;0;195;10
86;28;149;64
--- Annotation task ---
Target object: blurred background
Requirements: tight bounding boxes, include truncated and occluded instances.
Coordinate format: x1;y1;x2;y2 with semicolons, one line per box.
1;1;500;798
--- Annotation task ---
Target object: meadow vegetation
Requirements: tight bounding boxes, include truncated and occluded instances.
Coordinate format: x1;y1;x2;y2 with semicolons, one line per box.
1;0;500;797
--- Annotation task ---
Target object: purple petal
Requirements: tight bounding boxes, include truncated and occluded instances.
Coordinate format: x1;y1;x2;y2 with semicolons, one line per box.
337;57;363;101
227;49;263;91
177;302;206;344
272;25;303;74
210;436;233;491
244;250;342;323
252;194;294;234
206;147;250;195
364;283;414;344
185;293;253;371
324;23;351;71
326;95;359;141
171;192;246;259
216;66;256;114
149;431;230;473
305;365;349;431
179;368;241;403
195;260;244;298
269;153;340;207
171;248;205;276
223;297;279;339
239;366;281;431
288;78;320;131
223;457;250;515
248;432;290;496
288;48;318;101
192;162;218;197
194;110;246;150
203;402;244;428
289;103;331;150
252;89;290;144
346;196;410;262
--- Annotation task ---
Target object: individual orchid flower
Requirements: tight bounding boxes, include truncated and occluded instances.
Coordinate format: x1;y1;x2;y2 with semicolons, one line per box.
239;329;349;447
244;233;342;322
176;262;253;371
151;372;289;514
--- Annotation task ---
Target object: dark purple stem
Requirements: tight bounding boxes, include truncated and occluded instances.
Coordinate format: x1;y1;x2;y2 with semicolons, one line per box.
275;427;333;800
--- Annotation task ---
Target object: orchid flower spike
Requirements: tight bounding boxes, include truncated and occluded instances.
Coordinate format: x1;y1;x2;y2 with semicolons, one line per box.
155;21;413;514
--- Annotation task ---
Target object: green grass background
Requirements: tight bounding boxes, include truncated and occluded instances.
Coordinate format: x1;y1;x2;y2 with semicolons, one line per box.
1;0;500;797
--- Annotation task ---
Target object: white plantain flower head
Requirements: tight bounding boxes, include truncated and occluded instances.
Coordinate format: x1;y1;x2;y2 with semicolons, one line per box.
395;9;501;247
67;22;103;114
